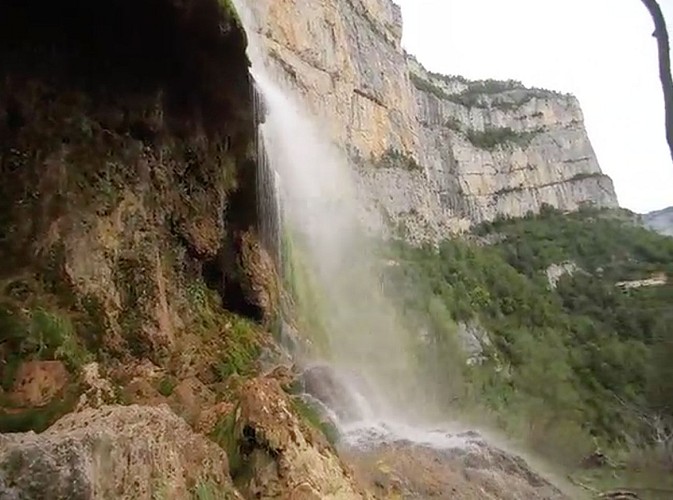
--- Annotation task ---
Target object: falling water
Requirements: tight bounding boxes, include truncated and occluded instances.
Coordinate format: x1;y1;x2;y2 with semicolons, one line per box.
253;83;282;265
233;0;462;445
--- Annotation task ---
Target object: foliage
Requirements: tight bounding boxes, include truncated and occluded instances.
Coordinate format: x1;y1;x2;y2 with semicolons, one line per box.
410;69;568;114
409;73;449;100
0;302;91;391
192;480;236;500
0;384;80;433
292;397;340;447
373;148;423;172
280;228;331;355
157;376;178;397
465;126;543;150
187;279;260;380
215;0;246;34
570;172;605;182
444;117;463;132
383;207;673;463
210;408;242;476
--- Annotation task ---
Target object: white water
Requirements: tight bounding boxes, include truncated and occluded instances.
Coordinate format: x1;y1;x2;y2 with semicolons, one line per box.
232;0;470;451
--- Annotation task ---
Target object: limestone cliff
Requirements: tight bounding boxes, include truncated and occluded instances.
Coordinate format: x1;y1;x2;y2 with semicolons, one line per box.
242;0;619;241
643;206;673;236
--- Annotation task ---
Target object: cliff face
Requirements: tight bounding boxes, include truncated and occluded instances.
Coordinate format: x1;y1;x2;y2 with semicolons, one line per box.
643;206;673;236
0;0;267;431
243;0;619;241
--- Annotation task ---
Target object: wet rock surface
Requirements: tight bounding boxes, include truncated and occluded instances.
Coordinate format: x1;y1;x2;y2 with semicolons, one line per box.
341;431;571;499
231;376;365;499
298;365;371;424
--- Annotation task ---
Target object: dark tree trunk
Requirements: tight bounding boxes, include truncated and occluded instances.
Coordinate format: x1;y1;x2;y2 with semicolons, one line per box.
642;0;673;163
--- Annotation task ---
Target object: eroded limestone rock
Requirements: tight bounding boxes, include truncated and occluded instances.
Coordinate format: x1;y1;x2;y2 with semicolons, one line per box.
0;405;242;500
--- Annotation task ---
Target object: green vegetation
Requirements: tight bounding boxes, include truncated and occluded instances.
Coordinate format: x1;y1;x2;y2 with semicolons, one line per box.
157;376;178;397
292;397;340;447
210;409;241;475
383;206;673;474
0;384;80;433
217;0;242;30
409;73;450;100
465;126;543;150
446;80;526;108
410;70;568;112
444;117;463;132
0;302;91;391
187;280;261;380
570;172;605;182
192;480;236;500
373;148;423;172
280;229;331;355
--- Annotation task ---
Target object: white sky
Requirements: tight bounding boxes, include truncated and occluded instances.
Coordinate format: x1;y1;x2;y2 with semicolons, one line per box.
393;0;673;213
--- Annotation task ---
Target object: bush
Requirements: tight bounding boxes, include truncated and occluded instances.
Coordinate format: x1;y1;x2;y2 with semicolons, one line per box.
409;74;449;100
372;148;423;172
465;126;543;150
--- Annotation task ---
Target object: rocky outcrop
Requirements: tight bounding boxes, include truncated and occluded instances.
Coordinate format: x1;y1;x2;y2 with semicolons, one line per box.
240;0;619;241
343;433;570;499
0;405;242;500
229;376;364;499
545;261;580;289
643;206;673;236
0;0;272;433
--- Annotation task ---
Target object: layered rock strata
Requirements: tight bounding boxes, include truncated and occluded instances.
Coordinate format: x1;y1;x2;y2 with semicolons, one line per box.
241;0;618;241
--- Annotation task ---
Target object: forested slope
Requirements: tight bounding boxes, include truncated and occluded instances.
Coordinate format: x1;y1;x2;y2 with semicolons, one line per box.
385;206;673;490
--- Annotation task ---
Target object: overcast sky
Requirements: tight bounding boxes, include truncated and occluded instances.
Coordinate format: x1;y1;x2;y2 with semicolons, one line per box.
393;0;673;213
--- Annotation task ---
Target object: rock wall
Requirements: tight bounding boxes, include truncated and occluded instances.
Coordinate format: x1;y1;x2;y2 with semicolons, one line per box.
643;206;673;236
241;0;619;241
0;0;272;433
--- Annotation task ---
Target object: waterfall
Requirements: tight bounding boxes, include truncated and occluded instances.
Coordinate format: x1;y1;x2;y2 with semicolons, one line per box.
253;83;282;266
233;0;455;444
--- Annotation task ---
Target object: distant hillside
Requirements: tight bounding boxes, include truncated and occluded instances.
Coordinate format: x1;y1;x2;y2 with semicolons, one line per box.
643;206;673;236
383;205;673;489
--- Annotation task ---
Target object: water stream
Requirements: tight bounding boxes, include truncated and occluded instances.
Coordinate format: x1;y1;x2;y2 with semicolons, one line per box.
233;0;470;451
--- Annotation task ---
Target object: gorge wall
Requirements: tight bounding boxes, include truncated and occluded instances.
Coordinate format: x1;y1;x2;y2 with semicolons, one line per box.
243;0;619;241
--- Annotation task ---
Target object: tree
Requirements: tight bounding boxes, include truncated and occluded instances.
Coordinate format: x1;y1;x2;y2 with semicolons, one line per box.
642;0;673;163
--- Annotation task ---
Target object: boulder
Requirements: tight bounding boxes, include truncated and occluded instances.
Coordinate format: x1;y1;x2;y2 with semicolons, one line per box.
343;435;570;500
299;365;370;424
0;405;242;500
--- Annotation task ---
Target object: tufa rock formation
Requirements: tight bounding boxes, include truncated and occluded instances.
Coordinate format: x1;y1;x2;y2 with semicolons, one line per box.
239;0;619;241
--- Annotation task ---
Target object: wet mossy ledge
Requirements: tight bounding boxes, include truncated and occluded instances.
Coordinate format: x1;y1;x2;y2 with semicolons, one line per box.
0;0;277;432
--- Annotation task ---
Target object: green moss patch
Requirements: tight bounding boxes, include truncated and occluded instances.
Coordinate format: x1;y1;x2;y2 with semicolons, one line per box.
291;397;339;447
0;384;80;433
157;376;178;397
186;279;261;381
0;300;91;391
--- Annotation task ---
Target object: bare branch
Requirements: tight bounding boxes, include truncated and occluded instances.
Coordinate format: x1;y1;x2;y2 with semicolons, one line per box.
641;0;673;164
